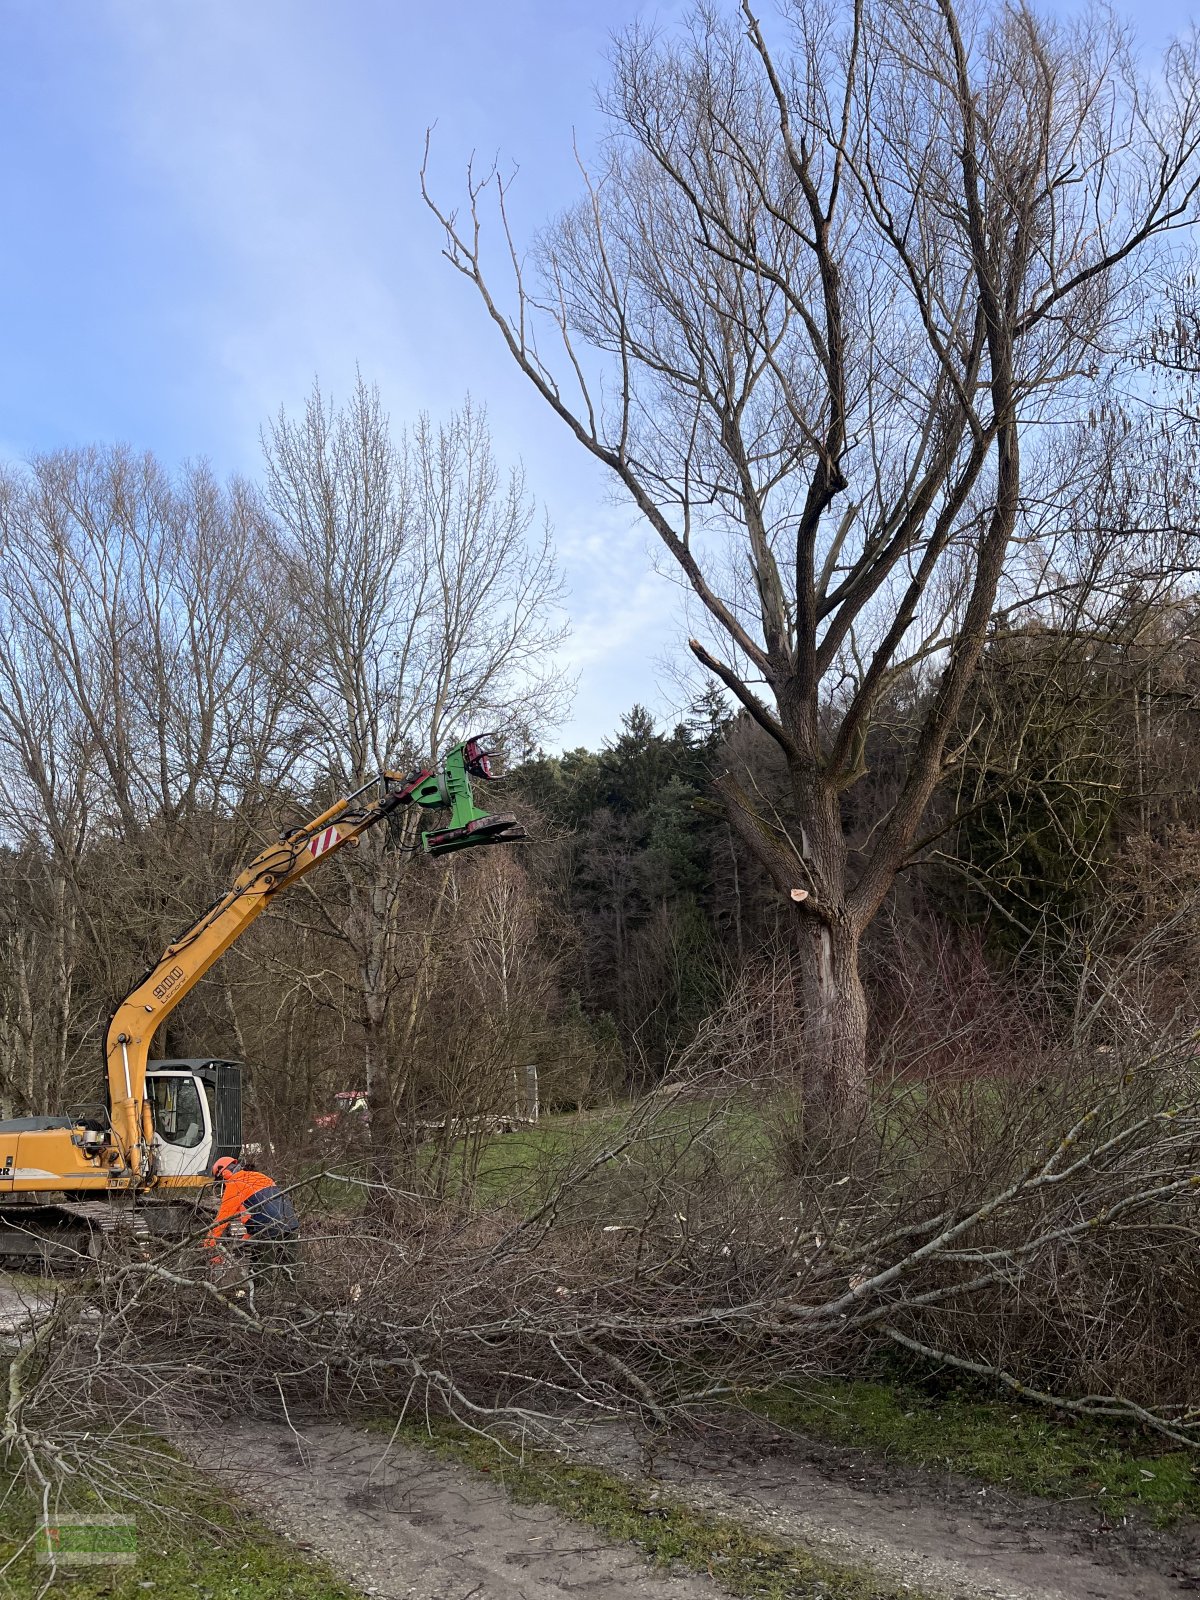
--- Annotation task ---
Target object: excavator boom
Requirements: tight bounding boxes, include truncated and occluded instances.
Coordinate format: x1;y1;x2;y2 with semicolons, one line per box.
105;736;521;1179
106;776;406;1173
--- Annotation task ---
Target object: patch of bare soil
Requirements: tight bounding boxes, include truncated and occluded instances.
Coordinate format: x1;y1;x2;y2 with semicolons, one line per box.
188;1418;729;1600
579;1411;1200;1600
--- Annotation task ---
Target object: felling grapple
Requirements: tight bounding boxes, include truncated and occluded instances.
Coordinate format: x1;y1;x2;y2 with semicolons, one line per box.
387;735;526;855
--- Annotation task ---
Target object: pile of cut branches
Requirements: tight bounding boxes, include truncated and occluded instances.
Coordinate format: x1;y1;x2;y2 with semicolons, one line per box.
9;1041;1200;1494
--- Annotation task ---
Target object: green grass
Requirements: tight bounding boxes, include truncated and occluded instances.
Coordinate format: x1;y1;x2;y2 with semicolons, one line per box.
462;1099;776;1214
747;1377;1200;1524
302;1109;629;1211
305;1096;786;1215
0;1454;362;1599
446;1110;620;1205
418;1096;787;1212
389;1420;932;1600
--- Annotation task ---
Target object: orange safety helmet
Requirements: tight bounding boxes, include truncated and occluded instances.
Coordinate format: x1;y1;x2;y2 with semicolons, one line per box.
212;1156;242;1180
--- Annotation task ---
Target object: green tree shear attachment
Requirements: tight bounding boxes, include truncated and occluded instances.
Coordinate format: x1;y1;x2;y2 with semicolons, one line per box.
389;736;526;857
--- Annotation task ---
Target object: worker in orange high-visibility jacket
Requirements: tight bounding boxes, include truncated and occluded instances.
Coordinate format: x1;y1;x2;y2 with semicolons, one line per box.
206;1156;299;1272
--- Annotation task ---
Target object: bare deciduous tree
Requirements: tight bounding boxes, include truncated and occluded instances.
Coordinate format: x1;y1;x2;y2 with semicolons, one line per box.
424;0;1200;1112
262;380;568;1156
0;448;297;1105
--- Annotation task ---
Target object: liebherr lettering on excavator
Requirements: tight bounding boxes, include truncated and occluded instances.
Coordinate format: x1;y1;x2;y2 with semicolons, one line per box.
0;737;522;1264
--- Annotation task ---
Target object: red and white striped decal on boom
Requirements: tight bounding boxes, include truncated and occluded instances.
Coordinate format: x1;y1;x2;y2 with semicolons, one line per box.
308;825;339;859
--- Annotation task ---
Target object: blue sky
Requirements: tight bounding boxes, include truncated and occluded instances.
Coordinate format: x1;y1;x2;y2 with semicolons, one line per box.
0;0;1193;749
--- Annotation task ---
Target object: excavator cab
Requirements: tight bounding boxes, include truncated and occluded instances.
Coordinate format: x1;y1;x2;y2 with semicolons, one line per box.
145;1059;242;1179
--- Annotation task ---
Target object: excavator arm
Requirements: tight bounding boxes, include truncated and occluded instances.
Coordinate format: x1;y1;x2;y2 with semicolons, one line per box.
105;737;523;1179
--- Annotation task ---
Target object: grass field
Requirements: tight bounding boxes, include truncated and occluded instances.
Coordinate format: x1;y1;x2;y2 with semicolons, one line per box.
435;1096;779;1213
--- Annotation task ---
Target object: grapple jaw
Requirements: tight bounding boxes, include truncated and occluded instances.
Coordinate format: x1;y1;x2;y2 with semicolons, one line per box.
423;814;528;857
461;735;496;780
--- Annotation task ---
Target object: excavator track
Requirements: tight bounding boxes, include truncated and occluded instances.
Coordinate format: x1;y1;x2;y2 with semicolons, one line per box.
0;1197;205;1272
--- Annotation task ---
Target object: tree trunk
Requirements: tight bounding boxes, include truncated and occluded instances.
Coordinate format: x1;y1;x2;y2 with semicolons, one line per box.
798;914;867;1119
359;860;398;1182
49;875;75;1111
716;768;868;1117
14;930;35;1113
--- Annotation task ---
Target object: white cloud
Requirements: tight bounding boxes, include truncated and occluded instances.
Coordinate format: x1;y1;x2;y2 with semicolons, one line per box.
545;497;690;745
563;568;665;671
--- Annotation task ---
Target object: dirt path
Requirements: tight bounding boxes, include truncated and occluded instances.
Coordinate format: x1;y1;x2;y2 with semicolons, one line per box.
582;1418;1200;1600
190;1418;727;1600
189;1415;1200;1600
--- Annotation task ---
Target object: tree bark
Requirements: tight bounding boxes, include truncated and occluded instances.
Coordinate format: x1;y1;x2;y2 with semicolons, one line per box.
715;768;868;1110
798;915;867;1119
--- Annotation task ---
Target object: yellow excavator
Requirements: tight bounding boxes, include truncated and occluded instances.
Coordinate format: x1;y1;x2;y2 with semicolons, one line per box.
0;737;522;1264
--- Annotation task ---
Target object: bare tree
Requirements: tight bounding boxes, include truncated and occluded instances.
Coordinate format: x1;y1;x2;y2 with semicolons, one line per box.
0;449;294;853
424;0;1200;1112
0;448;297;1104
261;378;568;1155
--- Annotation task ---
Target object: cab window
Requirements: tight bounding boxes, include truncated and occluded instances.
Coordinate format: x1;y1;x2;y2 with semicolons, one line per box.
147;1077;204;1149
